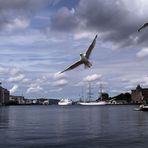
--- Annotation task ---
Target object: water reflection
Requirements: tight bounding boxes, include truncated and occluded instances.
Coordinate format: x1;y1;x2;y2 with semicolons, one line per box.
0;106;9;129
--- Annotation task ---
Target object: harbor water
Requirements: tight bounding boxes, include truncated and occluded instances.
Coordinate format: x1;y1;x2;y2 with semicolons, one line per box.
0;105;148;148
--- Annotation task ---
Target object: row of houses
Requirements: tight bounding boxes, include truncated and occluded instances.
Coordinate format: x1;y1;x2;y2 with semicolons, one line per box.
0;86;59;105
9;96;59;105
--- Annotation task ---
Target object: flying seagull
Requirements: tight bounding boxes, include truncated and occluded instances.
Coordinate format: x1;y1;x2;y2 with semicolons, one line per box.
138;23;148;32
61;35;97;73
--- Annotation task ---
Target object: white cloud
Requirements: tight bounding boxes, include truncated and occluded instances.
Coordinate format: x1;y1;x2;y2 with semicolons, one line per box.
27;84;43;93
121;77;130;83
36;76;47;84
9;67;20;75
120;75;148;91
22;78;30;83
124;85;135;90
74;31;95;40
0;29;49;47
5;18;29;32
110;89;121;94
52;72;68;89
9;84;19;94
84;74;102;82
7;74;25;83
0;66;8;74
53;79;68;87
136;48;148;58
74;81;85;87
0;66;22;76
49;88;63;92
70;8;75;14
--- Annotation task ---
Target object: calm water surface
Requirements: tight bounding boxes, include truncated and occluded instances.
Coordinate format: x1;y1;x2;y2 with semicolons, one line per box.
0;105;148;148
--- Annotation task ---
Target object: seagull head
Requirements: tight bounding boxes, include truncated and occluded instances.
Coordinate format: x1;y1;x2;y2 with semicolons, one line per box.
80;53;83;57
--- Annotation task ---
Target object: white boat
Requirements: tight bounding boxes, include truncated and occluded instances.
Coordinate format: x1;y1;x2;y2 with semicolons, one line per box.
78;101;107;106
135;104;148;111
58;99;72;105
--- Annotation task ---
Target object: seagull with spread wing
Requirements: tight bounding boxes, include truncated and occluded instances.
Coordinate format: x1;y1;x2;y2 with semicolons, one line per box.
138;23;148;32
61;35;97;73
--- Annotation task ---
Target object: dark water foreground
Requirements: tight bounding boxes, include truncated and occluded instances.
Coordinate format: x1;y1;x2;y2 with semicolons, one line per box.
0;105;148;148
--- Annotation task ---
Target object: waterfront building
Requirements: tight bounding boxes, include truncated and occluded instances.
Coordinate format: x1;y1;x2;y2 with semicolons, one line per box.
9;95;25;105
131;85;148;104
24;99;33;105
0;86;10;105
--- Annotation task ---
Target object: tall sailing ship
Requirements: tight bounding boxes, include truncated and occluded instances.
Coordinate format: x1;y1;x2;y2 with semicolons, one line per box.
78;83;107;106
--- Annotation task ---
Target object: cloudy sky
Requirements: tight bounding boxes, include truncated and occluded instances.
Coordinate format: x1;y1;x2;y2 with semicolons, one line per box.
1;0;148;99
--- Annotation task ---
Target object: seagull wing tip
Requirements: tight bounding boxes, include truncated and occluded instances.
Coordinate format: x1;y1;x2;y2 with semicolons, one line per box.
60;71;64;74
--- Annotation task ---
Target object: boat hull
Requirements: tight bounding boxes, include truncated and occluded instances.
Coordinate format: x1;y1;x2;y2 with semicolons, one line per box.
58;102;72;105
136;105;148;111
58;99;72;105
140;106;148;111
78;101;107;106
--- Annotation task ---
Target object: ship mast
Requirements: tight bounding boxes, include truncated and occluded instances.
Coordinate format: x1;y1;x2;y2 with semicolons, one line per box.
87;82;93;101
99;83;103;101
79;86;84;102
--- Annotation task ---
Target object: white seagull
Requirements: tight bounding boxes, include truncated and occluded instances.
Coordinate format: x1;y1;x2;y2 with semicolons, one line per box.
61;35;97;73
138;23;148;32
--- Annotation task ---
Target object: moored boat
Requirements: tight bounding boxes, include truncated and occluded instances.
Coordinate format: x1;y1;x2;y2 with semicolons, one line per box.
78;101;107;106
78;83;108;106
134;104;148;111
139;104;148;111
58;99;72;105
